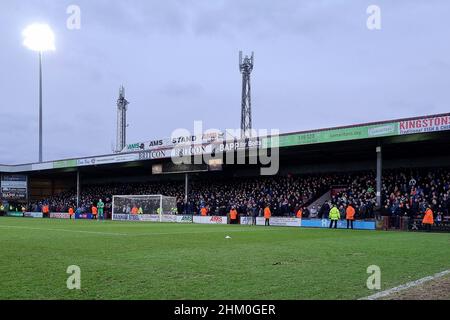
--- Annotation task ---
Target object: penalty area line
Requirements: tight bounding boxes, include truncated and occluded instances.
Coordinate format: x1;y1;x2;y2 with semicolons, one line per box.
0;225;282;237
133;227;283;236
359;269;450;300
0;225;128;236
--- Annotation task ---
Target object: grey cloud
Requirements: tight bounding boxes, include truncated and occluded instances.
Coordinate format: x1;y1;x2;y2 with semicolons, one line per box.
159;82;204;98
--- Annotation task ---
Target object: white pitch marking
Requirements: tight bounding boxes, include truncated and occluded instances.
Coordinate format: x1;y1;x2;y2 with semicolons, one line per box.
360;269;450;300
0;225;128;236
0;224;280;237
132;228;280;236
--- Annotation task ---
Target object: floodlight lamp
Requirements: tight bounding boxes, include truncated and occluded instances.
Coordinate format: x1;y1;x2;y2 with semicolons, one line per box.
22;23;55;52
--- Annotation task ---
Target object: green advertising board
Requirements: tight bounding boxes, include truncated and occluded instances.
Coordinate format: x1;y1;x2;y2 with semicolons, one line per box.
53;159;77;169
263;122;399;148
7;212;24;217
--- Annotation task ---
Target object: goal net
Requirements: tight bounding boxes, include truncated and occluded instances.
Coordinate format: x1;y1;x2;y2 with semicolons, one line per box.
112;195;177;222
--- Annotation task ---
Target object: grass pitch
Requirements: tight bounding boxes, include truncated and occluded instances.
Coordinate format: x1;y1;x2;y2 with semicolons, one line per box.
0;217;449;300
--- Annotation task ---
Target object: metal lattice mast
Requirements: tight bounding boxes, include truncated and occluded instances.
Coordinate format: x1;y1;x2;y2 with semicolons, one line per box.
239;51;254;138
115;85;129;152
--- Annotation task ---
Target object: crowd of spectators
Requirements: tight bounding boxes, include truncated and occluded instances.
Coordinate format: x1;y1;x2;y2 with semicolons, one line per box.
319;168;450;222
380;168;450;223
19;167;450;221
24;175;328;218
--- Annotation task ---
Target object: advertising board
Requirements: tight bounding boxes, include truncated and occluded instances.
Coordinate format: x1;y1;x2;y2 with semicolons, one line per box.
193;216;228;224
176;215;193;223
75;213;93;219
399;115;450;135
255;217;302;227
301;219;376;230
24;212;43;218
1;174;27;200
50;212;70;219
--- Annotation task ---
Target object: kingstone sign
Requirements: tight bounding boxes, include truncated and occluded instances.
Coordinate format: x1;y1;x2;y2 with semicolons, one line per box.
399;115;450;135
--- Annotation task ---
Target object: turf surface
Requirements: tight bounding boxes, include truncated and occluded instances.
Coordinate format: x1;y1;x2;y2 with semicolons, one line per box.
0;217;449;300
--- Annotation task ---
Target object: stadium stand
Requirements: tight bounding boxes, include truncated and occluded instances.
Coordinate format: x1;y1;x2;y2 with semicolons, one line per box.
16;168;449;230
3;113;450;233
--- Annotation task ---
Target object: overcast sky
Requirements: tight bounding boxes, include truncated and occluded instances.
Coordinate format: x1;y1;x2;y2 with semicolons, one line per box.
0;0;449;164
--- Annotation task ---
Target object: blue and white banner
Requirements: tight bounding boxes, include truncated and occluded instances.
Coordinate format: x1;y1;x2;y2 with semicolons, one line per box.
24;212;43;218
301;219;376;230
75;213;93;219
112;213;129;221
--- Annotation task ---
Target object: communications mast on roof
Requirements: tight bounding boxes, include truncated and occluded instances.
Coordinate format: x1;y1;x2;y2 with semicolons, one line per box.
239;51;254;138
115;86;129;153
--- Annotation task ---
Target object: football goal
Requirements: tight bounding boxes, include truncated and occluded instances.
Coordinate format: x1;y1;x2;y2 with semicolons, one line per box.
112;195;177;221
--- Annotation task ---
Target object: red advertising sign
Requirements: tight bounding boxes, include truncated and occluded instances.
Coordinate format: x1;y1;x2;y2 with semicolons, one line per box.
210;216;223;223
399;115;450;135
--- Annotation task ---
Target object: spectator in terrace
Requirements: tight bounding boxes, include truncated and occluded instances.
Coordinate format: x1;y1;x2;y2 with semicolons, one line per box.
309;205;318;218
436;212;443;226
339;205;345;219
319;201;330;219
303;206;310;218
296;207;302;218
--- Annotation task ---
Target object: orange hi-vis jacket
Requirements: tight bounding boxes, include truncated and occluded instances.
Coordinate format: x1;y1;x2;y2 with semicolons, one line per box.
92;206;98;215
423;208;434;225
230;209;238;220
131;207;138;215
68;208;74;215
42;205;49;214
264;207;271;219
296;209;303;218
201;207;208;216
346;206;356;220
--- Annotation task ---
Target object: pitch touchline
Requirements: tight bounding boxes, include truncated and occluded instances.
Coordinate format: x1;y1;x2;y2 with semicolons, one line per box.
359;269;450;300
132;228;282;236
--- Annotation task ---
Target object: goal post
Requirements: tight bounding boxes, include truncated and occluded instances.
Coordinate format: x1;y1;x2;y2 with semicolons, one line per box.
112;195;177;221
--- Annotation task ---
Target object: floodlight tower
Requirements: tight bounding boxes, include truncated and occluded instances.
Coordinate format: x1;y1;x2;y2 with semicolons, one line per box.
115;86;129;153
22;23;56;162
239;51;254;138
